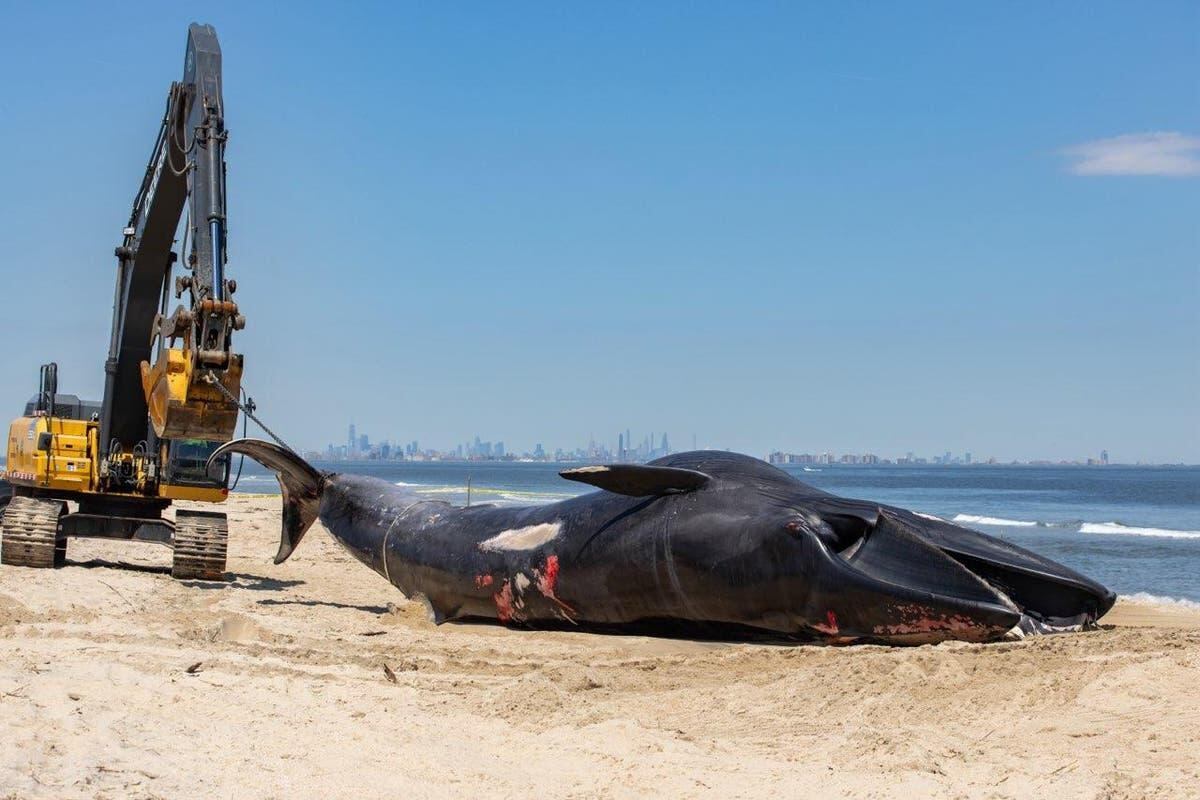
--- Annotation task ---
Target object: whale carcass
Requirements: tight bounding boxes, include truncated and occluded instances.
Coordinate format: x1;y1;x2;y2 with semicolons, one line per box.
212;440;1115;644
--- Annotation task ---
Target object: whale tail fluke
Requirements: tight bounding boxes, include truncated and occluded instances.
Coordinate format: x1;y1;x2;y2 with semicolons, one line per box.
208;439;325;564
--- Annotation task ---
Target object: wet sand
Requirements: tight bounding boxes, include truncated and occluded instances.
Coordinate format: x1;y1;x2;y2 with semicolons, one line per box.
1;494;1197;798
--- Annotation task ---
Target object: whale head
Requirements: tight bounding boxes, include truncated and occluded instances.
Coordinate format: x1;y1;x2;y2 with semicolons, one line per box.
629;451;1116;641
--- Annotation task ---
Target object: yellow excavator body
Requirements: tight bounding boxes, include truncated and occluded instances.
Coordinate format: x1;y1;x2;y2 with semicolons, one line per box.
4;416;95;494
4;414;228;504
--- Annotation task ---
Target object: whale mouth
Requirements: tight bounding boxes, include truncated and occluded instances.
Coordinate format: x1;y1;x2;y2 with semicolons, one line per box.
814;509;1114;643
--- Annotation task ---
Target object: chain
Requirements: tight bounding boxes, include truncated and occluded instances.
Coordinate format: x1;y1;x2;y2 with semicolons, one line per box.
202;370;298;455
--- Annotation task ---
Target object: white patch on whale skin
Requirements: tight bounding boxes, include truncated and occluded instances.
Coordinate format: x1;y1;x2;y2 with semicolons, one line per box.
479;522;562;552
567;466;609;474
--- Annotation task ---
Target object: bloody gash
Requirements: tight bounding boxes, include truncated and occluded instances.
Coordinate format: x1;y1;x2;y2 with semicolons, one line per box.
211;440;1115;644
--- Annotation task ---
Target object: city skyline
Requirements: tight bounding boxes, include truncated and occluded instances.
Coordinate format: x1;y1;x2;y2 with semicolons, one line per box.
311;423;1142;466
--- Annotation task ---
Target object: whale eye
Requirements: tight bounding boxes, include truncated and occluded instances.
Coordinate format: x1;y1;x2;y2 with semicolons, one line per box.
785;515;820;537
786;513;847;550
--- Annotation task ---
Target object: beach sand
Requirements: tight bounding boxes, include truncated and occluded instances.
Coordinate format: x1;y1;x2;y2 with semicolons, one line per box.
1;494;1197;799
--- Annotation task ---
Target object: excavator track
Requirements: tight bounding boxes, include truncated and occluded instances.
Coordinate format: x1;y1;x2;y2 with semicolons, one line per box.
1;497;66;569
172;509;229;581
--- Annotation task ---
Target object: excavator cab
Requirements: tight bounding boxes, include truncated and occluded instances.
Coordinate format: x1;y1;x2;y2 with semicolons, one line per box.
162;439;229;488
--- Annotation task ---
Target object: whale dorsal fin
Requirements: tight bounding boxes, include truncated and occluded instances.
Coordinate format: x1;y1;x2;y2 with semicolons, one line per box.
559;464;711;497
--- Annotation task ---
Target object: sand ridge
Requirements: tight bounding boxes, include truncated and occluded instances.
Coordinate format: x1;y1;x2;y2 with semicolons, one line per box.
1;494;1197;798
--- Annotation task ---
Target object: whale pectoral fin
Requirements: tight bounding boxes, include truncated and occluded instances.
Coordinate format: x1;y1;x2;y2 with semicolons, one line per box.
559;464;711;497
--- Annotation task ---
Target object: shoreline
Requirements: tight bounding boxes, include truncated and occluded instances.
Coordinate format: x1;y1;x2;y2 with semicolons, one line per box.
1;494;1198;798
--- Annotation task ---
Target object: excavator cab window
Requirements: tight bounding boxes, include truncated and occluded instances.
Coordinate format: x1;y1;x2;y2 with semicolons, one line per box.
164;439;229;488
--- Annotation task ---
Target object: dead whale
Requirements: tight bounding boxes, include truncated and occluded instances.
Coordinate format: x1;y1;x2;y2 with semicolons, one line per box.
212;440;1115;644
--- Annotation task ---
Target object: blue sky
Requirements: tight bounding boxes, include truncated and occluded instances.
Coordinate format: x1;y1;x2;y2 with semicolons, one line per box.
1;2;1196;462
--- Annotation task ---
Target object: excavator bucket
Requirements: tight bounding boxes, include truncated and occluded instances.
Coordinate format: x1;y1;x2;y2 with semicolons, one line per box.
140;349;242;442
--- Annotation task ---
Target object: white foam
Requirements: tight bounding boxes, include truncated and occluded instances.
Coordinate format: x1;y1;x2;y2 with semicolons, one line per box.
1079;522;1200;540
394;481;423;487
1121;592;1200;610
500;492;575;504
953;513;1038;528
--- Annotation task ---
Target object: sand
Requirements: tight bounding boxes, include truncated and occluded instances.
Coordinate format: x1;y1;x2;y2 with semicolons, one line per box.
1;494;1197;799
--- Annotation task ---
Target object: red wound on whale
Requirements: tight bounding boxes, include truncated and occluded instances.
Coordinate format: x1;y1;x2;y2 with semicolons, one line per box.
813;610;839;635
493;580;515;622
475;574;494;589
537;555;560;595
534;555;576;615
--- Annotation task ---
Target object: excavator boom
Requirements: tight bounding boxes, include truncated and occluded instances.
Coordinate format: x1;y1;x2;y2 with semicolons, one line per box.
103;22;244;455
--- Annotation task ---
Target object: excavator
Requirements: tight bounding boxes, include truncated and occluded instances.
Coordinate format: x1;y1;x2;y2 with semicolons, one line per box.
0;23;246;580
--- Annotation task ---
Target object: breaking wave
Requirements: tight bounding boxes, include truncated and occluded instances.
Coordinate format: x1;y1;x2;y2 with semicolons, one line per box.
1121;592;1200;610
949;513;1199;539
952;513;1038;527
1079;522;1200;540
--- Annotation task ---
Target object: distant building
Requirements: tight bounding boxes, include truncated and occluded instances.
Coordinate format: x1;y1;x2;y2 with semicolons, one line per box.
1101;449;1109;466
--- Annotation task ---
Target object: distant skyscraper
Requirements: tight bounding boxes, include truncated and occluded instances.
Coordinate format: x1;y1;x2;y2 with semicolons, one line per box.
1101;449;1109;465
348;423;357;453
618;433;624;461
661;433;669;454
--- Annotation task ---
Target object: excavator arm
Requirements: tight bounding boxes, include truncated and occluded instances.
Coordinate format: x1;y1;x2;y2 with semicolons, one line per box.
100;23;244;463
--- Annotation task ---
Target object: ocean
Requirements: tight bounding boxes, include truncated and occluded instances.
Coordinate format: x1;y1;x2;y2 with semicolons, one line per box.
230;460;1200;604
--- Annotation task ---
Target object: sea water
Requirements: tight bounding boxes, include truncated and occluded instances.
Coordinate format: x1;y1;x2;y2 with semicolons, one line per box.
231;461;1199;603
